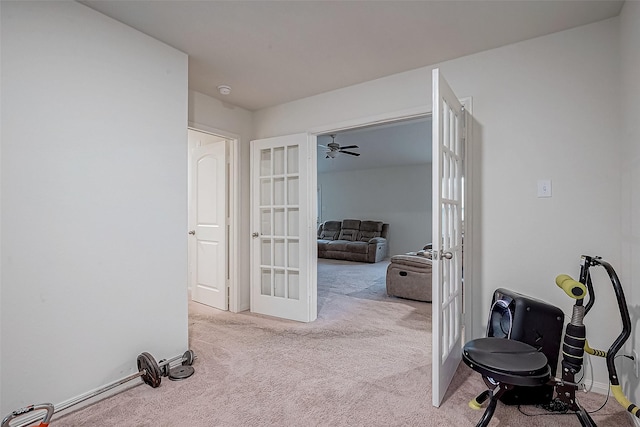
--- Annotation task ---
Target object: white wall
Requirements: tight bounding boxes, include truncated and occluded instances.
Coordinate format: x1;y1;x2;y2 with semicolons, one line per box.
254;18;622;387
1;1;188;413
188;90;253;311
254;70;428;140
319;164;432;256
442;17;621;363
189;90;253;140
620;0;640;409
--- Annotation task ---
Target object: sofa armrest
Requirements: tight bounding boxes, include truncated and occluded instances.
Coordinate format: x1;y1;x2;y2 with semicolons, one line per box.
368;237;386;244
367;237;387;263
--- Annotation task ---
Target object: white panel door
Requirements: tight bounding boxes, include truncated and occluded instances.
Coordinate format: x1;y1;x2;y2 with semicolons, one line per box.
190;141;228;311
432;68;465;407
250;133;316;322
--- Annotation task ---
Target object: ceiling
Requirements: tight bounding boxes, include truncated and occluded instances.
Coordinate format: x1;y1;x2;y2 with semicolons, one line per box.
81;0;624;112
317;118;431;173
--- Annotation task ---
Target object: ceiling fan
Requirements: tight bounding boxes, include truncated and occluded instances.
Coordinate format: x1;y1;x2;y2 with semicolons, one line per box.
319;134;360;158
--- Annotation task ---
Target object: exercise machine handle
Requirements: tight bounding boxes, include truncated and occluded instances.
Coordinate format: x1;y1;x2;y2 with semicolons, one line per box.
555;274;587;300
589;258;632;382
581;255;638;418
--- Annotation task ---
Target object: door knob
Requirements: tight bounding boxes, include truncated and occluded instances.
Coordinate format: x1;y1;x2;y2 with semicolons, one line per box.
188;230;195;235
442;251;453;259
252;232;259;238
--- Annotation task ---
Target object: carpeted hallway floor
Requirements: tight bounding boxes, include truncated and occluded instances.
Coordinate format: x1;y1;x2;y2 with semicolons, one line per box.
54;258;633;426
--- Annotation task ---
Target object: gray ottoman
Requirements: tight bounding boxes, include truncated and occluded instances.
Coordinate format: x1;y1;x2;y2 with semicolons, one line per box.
386;254;433;302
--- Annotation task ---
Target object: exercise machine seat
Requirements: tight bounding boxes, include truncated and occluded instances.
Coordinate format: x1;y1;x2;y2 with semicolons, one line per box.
463;338;551;387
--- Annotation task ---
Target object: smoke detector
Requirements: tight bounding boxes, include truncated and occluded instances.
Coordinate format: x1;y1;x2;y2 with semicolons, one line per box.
217;85;231;95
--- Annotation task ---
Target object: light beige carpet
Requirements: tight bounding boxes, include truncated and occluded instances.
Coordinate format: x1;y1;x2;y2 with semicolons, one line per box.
55;258;632;426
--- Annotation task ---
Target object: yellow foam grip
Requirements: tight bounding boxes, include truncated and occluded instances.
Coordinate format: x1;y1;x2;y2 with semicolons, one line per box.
469;399;482;410
555;274;587;299
584;340;607;357
612;385;640;417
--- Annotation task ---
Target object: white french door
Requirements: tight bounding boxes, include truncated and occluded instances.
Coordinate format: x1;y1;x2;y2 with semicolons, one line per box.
190;140;228;311
250;133;317;322
432;68;466;407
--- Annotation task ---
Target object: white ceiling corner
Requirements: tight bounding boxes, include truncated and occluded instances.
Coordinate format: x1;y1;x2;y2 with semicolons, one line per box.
79;0;623;172
81;0;624;111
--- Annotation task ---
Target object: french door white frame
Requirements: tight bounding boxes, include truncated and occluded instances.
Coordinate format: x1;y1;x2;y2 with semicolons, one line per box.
250;134;317;322
310;101;474;406
188;123;242;313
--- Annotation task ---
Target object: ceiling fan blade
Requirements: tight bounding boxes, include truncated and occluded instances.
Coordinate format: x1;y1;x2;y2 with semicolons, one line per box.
340;150;361;156
318;144;329;149
338;145;359;150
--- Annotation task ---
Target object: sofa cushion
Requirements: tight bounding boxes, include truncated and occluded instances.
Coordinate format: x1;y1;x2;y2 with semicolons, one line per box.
360;221;383;232
327;240;350;251
389;254;433;269
346;241;369;254
357;220;383;241
317;240;332;251
319;221;342;240
357;231;380;242
342;219;361;229
338;219;361;241
338;229;359;241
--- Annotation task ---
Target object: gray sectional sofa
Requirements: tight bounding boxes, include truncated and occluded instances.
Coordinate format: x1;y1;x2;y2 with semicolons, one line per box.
317;219;389;263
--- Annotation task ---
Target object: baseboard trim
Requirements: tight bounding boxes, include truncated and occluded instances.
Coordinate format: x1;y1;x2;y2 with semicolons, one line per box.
584;380;610;395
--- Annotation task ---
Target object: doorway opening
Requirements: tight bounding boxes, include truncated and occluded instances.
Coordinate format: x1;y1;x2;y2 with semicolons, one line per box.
315;116;433;316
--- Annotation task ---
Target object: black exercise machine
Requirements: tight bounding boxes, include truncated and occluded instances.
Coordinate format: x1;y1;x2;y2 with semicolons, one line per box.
462;255;638;426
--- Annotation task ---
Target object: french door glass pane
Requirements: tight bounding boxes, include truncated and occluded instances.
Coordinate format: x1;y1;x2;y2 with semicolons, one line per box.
260;209;271;235
261;239;271;265
288;271;299;300
260;149;271;177
287;208;299;236
274;209;285;236
274;178;285;205
274;147;285;175
274;269;286;297
261;268;271;296
274;239;285;267
287;146;299;173
260;179;271;206
288;240;299;268
287;177;299;205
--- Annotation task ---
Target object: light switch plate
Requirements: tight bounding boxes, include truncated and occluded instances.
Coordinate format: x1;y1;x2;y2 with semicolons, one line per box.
537;179;552;198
